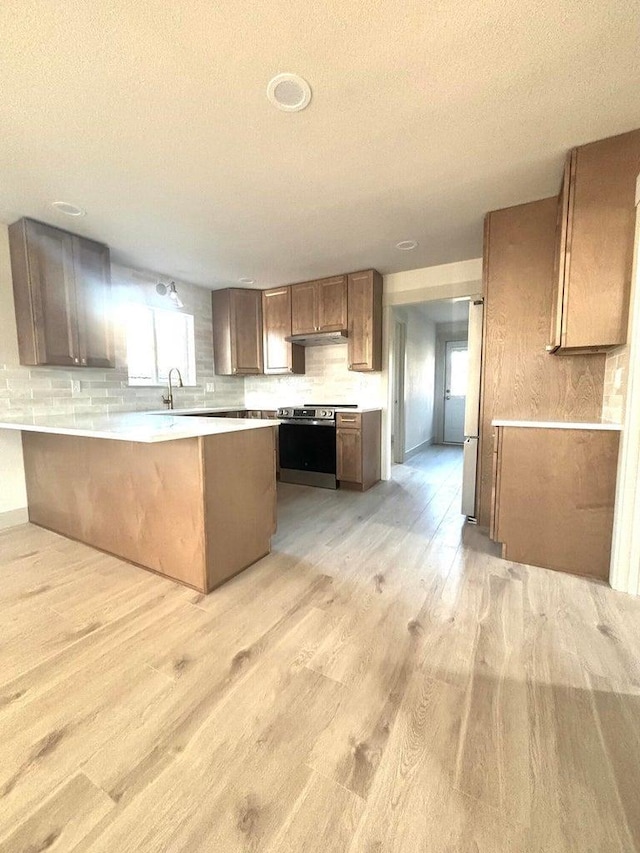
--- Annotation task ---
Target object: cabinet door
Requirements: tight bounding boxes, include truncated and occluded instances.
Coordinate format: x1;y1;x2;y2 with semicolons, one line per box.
291;281;317;334
73;236;114;368
561;129;640;349
347;270;382;371
337;429;362;483
230;289;263;374
548;156;572;352
262;287;304;374
24;220;80;366
317;275;347;331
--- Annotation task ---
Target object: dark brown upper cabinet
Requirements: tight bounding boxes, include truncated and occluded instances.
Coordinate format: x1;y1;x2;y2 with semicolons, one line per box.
261;287;305;375
291;275;347;335
9;218;114;368
549;128;640;353
212;288;264;375
347;269;383;371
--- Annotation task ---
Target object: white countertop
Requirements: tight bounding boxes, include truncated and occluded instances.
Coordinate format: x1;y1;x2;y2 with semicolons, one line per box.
144;406;255;415
0;412;277;443
492;419;622;431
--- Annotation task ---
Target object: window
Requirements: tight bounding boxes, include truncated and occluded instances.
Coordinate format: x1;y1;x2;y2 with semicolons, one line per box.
126;305;196;386
448;347;469;397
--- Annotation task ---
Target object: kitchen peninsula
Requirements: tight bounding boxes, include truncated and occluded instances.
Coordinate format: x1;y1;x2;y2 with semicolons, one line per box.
0;413;278;593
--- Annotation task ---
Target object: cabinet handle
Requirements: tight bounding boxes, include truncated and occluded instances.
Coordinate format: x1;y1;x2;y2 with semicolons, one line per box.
341;417;357;422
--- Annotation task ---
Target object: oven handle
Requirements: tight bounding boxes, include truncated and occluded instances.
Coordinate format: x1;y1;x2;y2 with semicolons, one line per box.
278;418;336;427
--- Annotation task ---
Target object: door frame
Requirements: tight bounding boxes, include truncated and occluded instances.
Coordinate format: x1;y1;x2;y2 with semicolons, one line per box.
391;318;407;464
434;332;469;444
441;339;469;445
610;176;640;595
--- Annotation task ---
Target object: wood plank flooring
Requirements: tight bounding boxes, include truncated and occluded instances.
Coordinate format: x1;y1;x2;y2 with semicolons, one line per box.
1;444;640;851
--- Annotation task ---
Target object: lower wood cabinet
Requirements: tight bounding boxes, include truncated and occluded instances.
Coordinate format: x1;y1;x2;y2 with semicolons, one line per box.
490;425;619;580
336;410;381;491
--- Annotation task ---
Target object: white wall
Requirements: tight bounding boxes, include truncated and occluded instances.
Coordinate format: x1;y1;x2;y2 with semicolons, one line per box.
394;306;437;454
0;227;28;523
244;344;384;409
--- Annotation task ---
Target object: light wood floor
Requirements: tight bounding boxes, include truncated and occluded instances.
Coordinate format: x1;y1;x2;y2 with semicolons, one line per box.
1;444;640;852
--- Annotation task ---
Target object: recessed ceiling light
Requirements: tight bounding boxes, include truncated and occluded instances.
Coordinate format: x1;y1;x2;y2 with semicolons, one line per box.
239;277;255;285
395;240;418;251
51;201;86;217
267;73;312;112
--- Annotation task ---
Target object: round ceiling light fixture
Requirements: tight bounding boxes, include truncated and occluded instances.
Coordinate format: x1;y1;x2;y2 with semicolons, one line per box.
51;201;86;217
267;73;312;112
239;277;256;285
395;239;418;251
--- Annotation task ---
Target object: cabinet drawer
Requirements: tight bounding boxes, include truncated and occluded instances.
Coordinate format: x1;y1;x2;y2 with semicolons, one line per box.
336;412;361;429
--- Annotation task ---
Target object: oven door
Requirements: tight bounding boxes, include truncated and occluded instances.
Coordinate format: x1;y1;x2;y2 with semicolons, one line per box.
278;421;337;489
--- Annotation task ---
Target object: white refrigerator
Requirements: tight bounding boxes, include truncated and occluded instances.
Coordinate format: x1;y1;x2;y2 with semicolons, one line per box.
461;299;484;519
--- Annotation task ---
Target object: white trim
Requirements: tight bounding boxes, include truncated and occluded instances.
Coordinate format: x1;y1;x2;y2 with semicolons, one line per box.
404;437;433;459
610;177;640;596
391;319;407;464
0;507;28;530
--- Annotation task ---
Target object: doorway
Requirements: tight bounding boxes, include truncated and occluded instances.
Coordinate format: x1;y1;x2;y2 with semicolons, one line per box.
389;296;481;520
443;341;469;444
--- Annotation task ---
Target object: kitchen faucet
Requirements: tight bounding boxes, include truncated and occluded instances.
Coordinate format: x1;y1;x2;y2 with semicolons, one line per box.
162;367;184;410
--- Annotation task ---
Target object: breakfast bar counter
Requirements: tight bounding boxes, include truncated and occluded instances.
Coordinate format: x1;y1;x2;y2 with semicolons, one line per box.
0;413;278;593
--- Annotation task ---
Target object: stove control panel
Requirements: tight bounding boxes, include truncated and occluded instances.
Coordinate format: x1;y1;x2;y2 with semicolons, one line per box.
276;407;336;420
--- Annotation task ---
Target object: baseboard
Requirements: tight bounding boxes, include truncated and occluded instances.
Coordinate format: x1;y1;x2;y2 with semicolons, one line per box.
405;438;433;459
0;507;29;530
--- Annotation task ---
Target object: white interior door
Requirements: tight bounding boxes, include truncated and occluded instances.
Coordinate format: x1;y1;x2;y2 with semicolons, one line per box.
443;341;468;444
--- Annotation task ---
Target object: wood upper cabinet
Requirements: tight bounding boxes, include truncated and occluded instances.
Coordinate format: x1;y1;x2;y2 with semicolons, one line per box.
549;128;640;352
8;218;113;368
347;269;383;371
262;287;305;374
336;410;381;491
291;275;347;334
72;236;113;368
212;288;263;375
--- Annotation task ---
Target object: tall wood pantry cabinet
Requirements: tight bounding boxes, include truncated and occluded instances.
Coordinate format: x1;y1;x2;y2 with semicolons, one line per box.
9;218;113;368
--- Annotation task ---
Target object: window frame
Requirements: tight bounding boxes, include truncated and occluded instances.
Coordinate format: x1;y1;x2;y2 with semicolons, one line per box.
126;304;197;388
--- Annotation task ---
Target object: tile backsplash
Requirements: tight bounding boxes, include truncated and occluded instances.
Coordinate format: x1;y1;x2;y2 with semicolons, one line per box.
244;344;385;409
0;264;244;419
602;344;629;424
1;257;383;420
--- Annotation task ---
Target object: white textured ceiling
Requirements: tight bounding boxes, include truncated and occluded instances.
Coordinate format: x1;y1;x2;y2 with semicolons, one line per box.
414;299;470;325
1;0;639;289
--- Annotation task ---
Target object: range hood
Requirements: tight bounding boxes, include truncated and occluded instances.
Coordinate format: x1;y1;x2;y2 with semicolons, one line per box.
285;330;348;347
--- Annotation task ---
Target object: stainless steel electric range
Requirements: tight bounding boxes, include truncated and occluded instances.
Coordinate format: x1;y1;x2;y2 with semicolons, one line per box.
276;404;358;489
